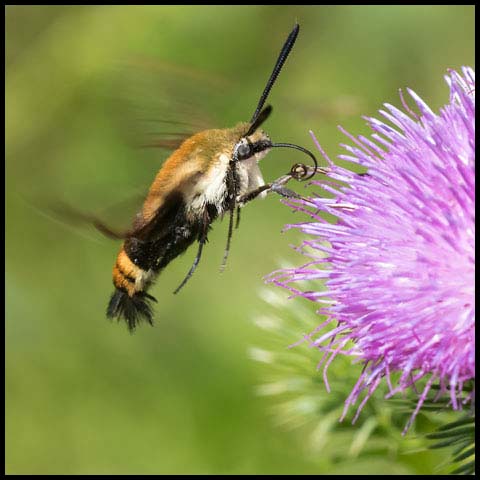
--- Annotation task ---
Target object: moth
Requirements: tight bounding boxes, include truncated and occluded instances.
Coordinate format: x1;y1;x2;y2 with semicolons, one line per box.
104;23;321;331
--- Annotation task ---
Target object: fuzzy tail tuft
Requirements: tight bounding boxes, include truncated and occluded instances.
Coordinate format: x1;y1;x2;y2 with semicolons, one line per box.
106;288;158;332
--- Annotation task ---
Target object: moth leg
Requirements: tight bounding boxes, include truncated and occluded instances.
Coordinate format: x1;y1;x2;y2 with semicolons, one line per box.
219;207;235;272
270;183;304;200
237;174;302;206
235;207;241;229
219;164;239;272
173;210;210;294
237;184;271;205
221;182;297;272
173;236;206;295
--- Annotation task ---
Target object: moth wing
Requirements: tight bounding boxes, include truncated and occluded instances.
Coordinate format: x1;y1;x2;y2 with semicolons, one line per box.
127;189;187;242
40;58;232;240
40;195;145;240
42;189;185;243
112;55;231;153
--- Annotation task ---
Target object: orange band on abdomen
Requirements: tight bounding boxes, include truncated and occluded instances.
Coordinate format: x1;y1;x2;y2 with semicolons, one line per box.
112;247;145;297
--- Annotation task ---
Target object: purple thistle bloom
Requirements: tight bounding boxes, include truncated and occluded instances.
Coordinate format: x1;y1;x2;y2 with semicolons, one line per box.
268;67;475;433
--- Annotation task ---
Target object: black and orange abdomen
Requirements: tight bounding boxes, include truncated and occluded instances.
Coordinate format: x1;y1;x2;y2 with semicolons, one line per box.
112;248;143;297
107;246;157;331
106;201;205;331
105;129;233;331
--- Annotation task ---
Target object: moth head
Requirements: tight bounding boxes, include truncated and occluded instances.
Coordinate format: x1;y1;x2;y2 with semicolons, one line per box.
230;103;317;180
231;106;273;163
228;24;318;179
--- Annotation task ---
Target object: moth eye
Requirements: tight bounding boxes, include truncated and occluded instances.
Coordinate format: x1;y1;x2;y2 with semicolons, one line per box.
236;142;252;159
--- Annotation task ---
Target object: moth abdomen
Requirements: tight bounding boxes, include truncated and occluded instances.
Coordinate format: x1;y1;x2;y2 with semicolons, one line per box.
112;248;149;294
106;288;157;332
107;247;157;331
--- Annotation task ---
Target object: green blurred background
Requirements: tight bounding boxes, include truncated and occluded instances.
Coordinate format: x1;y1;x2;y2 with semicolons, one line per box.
6;5;475;475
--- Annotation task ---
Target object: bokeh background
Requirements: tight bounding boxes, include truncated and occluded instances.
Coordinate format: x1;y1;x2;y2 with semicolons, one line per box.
6;5;475;475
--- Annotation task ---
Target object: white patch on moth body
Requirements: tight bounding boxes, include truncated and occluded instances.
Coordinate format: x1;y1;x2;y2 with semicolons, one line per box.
185;147;270;216
135;268;155;291
187;153;230;215
236;149;269;202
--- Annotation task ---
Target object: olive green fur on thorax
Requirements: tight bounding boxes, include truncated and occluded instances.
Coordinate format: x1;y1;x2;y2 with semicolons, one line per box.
183;121;263;160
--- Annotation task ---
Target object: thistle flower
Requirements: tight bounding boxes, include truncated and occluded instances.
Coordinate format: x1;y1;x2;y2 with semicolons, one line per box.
268;67;475;433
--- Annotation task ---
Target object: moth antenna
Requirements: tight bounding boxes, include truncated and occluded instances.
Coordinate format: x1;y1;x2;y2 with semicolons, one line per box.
248;24;300;131
247;105;273;136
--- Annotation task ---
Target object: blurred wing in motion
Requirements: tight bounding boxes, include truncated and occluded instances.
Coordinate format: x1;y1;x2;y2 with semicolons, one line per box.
35;57;234;239
36;193;146;241
44;189;184;244
109;55;233;152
